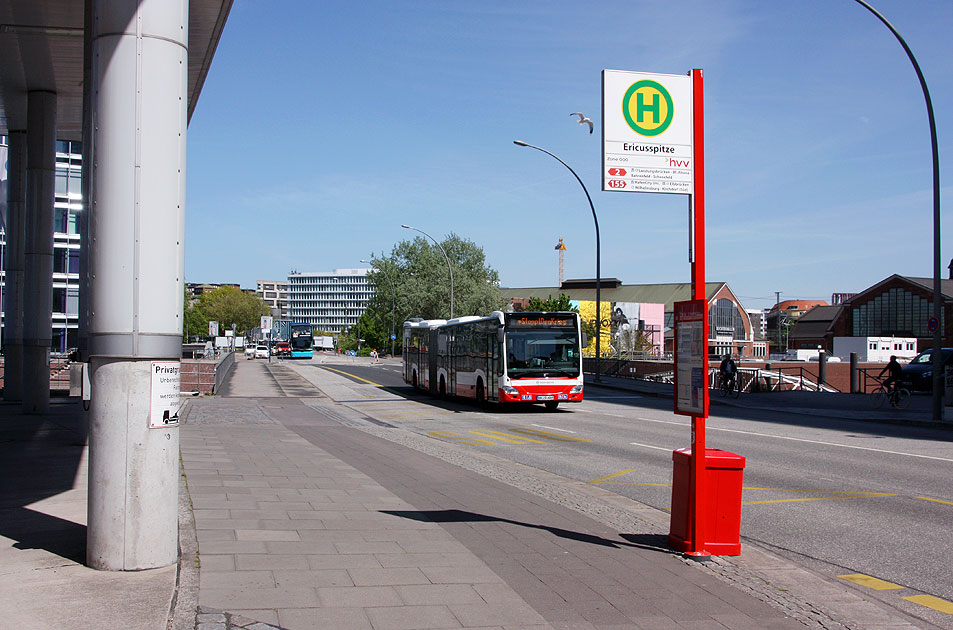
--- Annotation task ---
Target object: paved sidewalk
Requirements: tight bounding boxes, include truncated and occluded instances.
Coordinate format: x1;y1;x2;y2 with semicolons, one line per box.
180;392;806;630
0;400;176;630
0;357;934;630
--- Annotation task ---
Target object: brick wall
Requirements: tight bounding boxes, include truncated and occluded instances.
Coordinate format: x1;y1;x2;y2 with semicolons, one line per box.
180;359;218;394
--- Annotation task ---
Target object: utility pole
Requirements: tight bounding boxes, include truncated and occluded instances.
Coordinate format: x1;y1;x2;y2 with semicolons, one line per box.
775;292;782;357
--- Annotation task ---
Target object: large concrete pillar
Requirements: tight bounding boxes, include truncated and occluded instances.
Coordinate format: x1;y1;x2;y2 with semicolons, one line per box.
3;130;27;401
22;91;57;414
86;0;188;571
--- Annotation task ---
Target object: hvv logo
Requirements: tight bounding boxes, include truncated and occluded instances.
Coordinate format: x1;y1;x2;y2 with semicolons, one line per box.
666;158;690;168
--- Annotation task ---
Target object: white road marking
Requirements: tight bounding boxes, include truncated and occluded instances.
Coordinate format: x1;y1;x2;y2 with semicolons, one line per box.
629;441;674;452
531;424;577;434
627;416;953;463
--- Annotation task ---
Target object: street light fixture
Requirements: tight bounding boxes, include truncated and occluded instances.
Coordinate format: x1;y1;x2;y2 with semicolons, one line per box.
362;258;397;357
513;140;602;382
401;224;454;320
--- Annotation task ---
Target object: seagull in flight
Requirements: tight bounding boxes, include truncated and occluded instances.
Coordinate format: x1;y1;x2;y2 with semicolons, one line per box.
571;112;593;134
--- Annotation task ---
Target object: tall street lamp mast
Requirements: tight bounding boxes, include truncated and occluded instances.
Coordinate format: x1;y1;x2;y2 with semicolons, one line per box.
851;0;943;422
513;140;602;382
401;224;454;320
362;258;397;357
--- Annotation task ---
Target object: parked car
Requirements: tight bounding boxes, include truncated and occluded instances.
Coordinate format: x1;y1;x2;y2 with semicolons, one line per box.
244;345;256;359
275;341;291;357
254;344;270;359
900;347;953;391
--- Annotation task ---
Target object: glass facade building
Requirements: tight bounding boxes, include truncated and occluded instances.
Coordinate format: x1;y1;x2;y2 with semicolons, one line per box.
287;269;373;333
1;136;82;353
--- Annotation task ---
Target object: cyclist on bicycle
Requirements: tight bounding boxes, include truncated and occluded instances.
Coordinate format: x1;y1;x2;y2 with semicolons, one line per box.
719;354;737;392
879;355;902;395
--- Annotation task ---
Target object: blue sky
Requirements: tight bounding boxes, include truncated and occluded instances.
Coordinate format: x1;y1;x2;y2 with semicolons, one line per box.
185;0;951;310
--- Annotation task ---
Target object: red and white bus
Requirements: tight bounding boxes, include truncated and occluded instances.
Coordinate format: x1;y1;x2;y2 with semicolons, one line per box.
402;311;585;410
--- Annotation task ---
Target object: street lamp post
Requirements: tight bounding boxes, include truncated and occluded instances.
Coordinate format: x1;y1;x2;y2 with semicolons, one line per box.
513;140;602;382
852;0;943;422
362;258;397;357
401;224;454;320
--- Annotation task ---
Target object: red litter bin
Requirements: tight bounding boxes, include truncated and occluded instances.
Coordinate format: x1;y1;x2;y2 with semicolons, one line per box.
668;448;745;555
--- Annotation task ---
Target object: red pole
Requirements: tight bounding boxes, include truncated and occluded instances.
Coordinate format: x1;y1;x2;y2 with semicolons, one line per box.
688;68;710;558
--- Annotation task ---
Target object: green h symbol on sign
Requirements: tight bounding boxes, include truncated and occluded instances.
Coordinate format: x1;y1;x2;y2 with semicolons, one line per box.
637;91;660;124
622;79;675;137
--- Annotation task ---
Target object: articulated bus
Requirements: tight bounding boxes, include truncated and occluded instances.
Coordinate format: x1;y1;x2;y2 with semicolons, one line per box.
289;322;314;359
402;311;585;409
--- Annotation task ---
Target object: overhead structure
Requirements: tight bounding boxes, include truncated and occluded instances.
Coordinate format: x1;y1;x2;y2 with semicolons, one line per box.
0;0;233;571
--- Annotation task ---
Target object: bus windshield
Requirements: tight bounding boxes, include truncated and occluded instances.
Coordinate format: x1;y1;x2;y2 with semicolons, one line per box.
290;325;312;350
505;329;580;378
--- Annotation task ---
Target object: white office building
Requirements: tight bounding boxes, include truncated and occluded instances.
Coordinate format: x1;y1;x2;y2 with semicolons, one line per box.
256;279;288;319
288;268;373;333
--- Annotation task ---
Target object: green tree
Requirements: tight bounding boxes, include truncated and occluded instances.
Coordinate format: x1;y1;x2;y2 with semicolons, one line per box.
183;285;207;341
195;286;269;335
363;234;502;340
525;293;577;313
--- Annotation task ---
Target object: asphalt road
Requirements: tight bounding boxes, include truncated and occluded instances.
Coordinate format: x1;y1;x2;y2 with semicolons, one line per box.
290;358;953;628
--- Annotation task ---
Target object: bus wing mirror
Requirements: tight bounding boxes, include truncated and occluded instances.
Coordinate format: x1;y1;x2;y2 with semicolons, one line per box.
581;333;588;347
497;328;505;343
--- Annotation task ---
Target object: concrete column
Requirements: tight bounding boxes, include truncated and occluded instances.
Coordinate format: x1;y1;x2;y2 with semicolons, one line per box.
86;0;188;571
3;130;27;401
22;91;57;414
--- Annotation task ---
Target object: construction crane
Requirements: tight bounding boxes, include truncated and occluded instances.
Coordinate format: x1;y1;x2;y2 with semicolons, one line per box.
555;237;566;287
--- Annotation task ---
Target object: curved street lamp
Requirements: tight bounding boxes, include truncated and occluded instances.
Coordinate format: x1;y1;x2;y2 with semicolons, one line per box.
362;258;397;357
401;224;454;320
513;140;602;381
852;0;943;422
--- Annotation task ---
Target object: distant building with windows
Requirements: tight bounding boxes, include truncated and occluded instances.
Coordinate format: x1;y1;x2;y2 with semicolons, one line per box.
256;280;288;319
789;274;952;353
287;269;373;333
1;137;82;353
501;279;767;358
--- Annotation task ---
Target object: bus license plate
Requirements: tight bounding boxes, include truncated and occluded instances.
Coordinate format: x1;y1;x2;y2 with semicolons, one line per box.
537;395;554;401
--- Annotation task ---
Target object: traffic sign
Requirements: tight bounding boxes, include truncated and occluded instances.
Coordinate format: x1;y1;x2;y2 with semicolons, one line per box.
927;316;939;333
391;334;397;340
602;69;694;195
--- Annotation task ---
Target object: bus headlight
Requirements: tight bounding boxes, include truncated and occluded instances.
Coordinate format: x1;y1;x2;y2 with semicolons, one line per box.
501;385;519;395
570;384;583;394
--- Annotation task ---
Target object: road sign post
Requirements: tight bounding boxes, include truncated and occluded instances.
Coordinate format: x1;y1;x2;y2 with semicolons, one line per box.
603;68;713;557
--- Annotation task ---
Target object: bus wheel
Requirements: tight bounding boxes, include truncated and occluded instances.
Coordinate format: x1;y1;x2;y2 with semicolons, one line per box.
544;401;559;411
439;376;447;397
476;380;485;407
412;371;418;389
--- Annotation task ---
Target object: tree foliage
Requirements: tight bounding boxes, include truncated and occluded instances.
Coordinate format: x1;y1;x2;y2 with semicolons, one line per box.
183;286;269;338
524;293;577;313
355;233;503;353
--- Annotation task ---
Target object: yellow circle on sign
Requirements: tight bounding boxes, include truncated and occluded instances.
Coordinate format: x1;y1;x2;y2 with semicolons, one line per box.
622;80;674;137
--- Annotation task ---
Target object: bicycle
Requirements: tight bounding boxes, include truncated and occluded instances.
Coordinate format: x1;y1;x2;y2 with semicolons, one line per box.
720;372;740;398
869;378;910;410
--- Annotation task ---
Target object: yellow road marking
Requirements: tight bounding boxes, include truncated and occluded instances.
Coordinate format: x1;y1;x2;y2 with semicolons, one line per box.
743;492;895;505
589;469;636;484
587;469;671;487
903;594;953;615
321;366;383;387
428;431;495;446
469;430;546;444
838;574;904;591
916;496;953;506
511;428;590;442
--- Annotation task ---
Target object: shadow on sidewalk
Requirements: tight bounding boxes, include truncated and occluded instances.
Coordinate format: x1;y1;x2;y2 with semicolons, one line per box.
382;509;671;553
0;400;88;563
